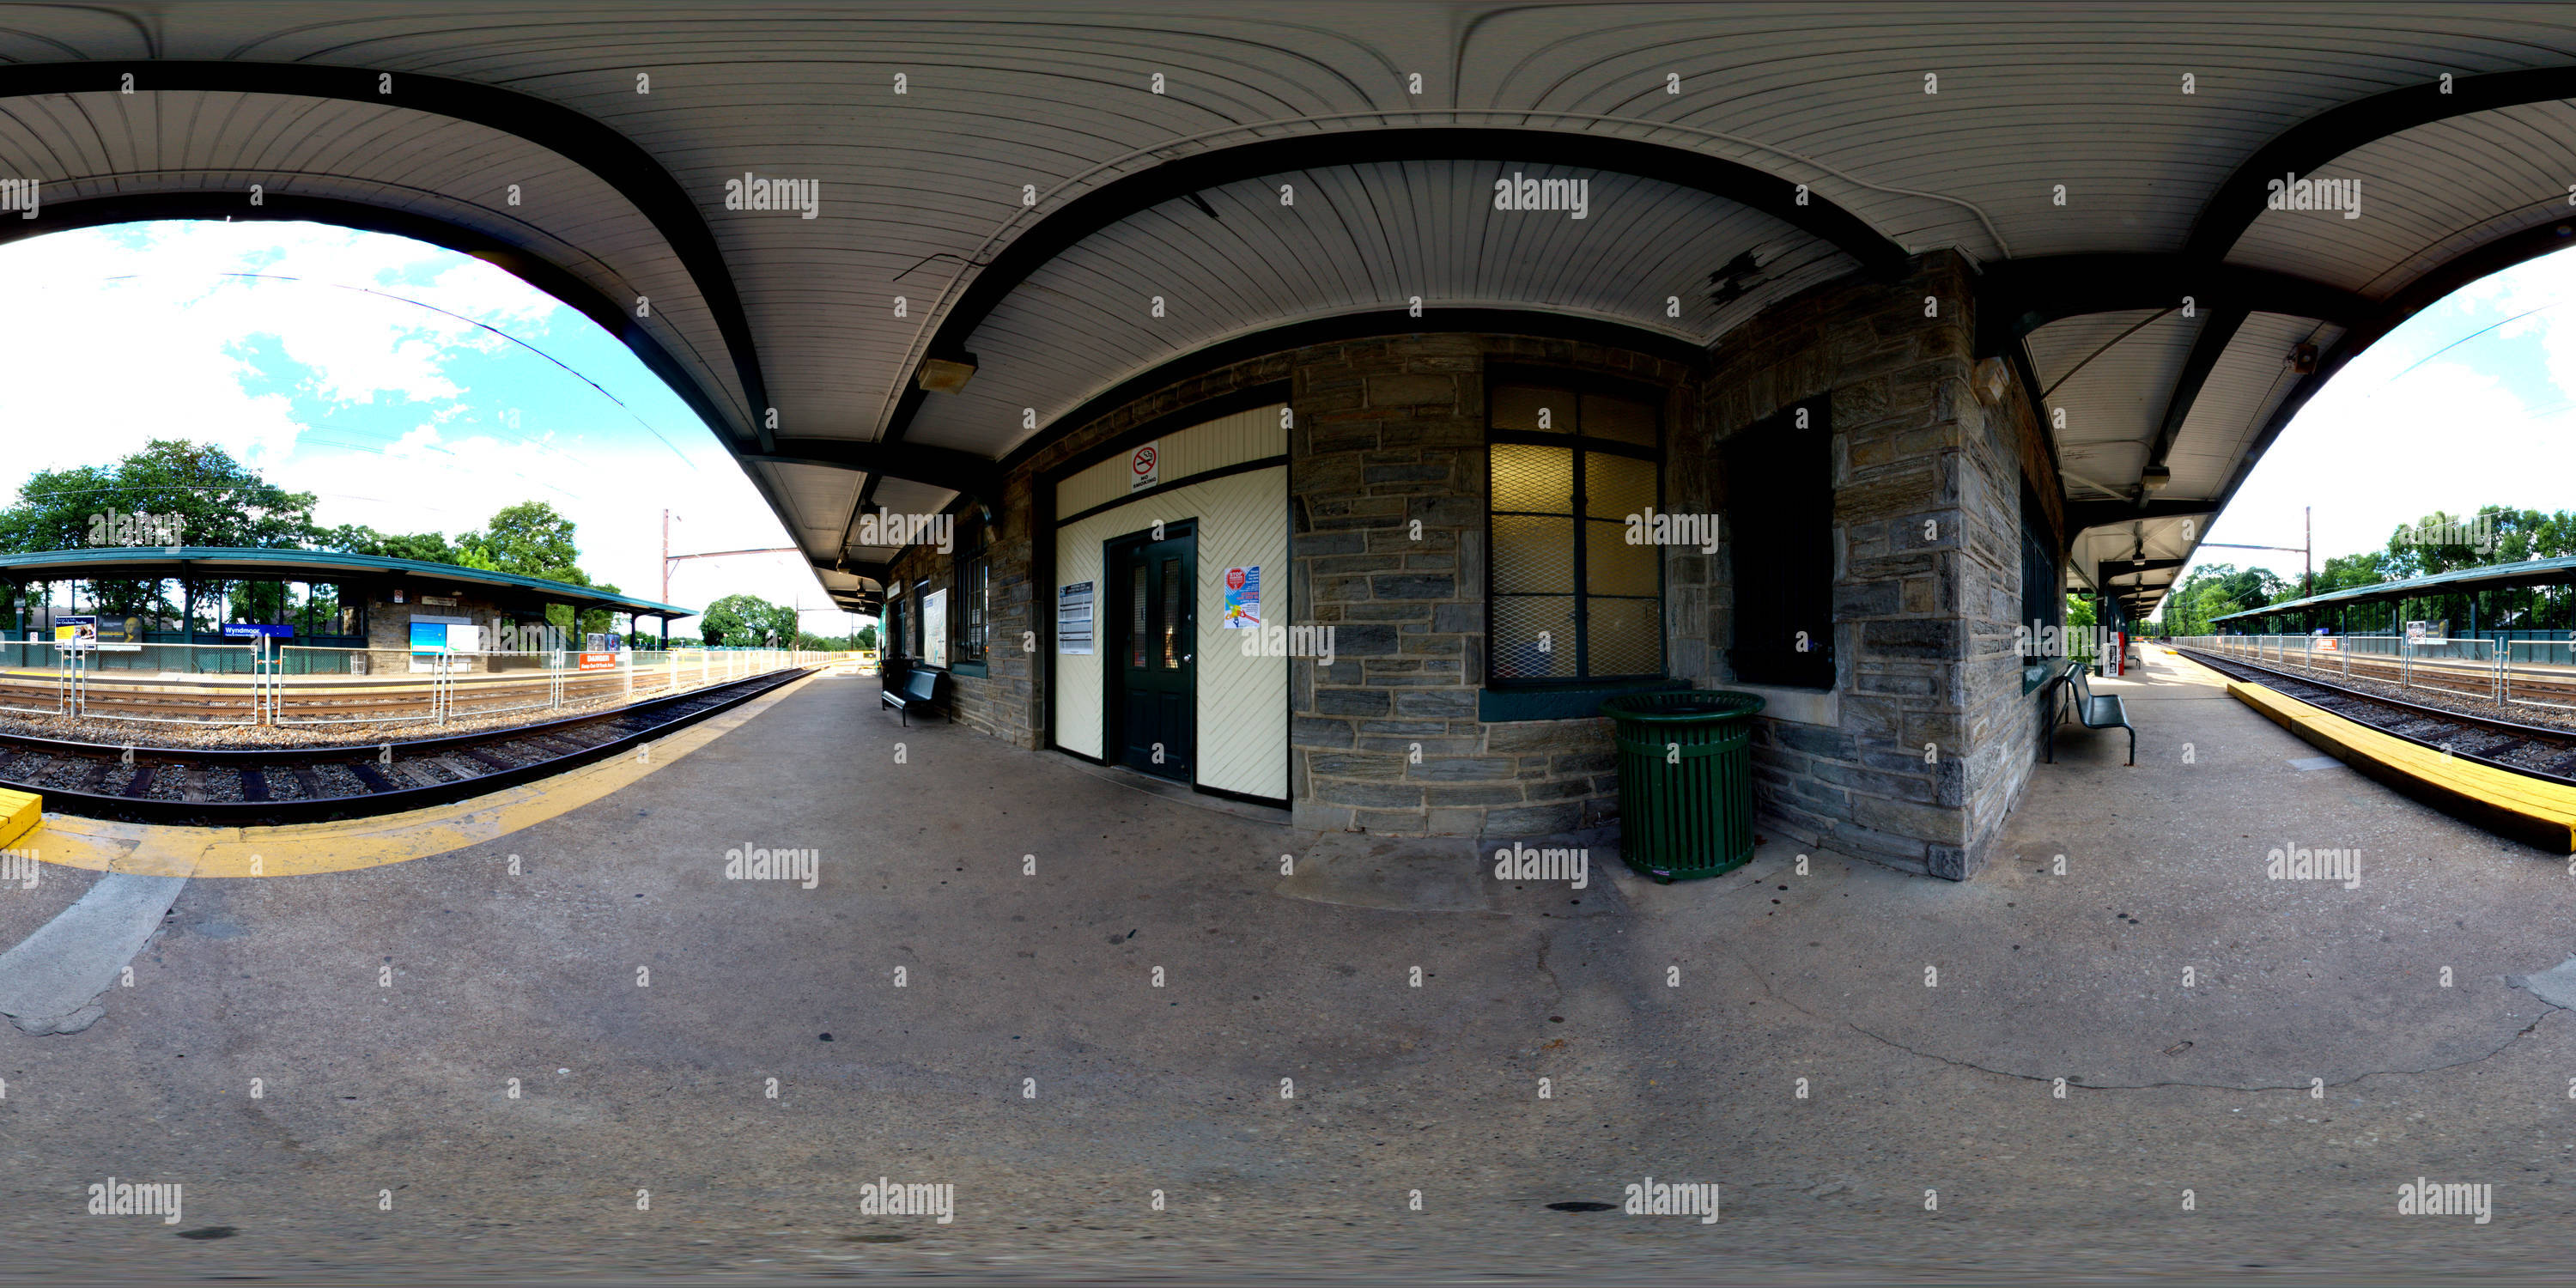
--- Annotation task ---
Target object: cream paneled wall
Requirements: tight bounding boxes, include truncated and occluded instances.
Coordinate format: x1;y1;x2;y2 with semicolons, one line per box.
1055;404;1284;516
1054;465;1288;799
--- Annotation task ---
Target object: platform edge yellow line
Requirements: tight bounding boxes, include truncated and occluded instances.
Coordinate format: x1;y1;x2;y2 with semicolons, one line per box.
22;670;826;878
2221;678;2576;854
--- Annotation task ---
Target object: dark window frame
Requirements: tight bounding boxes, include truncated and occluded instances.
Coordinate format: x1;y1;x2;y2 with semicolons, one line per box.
1482;366;1667;689
2017;476;2063;690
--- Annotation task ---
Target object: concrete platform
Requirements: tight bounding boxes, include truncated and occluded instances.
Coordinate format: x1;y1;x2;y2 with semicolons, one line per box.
4;663;2576;1280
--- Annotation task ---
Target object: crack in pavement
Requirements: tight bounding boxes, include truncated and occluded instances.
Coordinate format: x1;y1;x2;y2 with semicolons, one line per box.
1727;950;2569;1093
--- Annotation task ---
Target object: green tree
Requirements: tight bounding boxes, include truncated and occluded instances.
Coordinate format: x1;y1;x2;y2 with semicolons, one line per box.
2159;562;2290;635
459;501;582;581
0;440;319;555
318;524;465;566
0;440;325;621
697;593;795;647
2311;550;2390;595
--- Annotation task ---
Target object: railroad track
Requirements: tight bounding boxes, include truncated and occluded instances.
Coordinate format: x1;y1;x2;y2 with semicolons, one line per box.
2201;643;2576;708
0;667;665;726
2178;647;2576;787
0;665;818;825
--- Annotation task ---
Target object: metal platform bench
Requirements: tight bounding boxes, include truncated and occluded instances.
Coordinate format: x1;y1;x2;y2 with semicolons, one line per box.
2045;660;2135;766
880;668;951;726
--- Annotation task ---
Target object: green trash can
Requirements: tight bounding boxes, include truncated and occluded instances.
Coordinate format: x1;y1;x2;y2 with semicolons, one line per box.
1599;689;1766;881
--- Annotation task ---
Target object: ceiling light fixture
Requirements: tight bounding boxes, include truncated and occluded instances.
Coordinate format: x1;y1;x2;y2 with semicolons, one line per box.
916;353;979;393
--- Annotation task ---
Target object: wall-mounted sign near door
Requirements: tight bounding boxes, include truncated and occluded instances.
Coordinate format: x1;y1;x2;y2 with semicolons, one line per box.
1128;440;1159;492
1057;581;1095;654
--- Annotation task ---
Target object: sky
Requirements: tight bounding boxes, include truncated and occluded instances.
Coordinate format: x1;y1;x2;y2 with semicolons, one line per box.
2178;240;2576;609
0;221;867;638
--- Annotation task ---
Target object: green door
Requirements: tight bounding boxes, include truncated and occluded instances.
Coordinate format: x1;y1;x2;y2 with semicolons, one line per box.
1113;526;1195;781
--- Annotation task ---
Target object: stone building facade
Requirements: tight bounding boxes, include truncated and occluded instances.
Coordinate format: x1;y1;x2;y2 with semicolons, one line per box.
881;250;2064;881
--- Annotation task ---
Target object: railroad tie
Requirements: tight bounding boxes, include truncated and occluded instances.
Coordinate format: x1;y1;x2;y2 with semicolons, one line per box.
119;763;158;799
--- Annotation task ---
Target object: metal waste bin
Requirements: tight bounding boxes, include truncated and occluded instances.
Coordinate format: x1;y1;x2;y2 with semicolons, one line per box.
1600;690;1766;881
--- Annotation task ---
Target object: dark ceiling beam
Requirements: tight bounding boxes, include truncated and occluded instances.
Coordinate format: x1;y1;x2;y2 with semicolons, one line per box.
2141;64;2576;529
2221;217;2576;514
815;556;892;588
2015;65;2576;528
2145;303;2251;469
0;60;773;452
1972;257;2371;504
748;438;1001;507
2185;64;2576;264
2066;500;2219;534
933;126;1906;366
995;306;1708;479
839;303;1710;564
1975;255;2371;353
878;125;1906;450
840;304;1709;564
2099;558;2187;580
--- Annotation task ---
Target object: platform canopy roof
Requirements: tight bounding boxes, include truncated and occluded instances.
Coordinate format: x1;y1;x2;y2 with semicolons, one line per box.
4;4;2573;616
2212;555;2576;624
0;548;695;619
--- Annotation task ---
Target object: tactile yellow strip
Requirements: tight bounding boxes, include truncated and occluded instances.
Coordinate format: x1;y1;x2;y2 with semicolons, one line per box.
2226;678;2576;853
20;670;823;878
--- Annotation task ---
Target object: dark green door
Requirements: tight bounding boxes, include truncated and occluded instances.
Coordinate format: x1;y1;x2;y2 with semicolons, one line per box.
1114;526;1195;781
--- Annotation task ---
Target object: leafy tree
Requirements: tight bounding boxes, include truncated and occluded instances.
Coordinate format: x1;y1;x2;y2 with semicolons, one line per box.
854;623;878;652
319;524;465;566
325;504;624;641
0;440;319;554
2159;562;2291;635
697;593;796;647
2312;550;2391;595
459;501;582;581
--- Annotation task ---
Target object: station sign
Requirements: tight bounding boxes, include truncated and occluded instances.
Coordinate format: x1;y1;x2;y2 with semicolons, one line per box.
222;623;295;639
409;622;483;654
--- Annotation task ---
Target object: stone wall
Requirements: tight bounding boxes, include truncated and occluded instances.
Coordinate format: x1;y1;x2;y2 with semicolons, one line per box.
880;270;2059;872
888;492;1041;750
1679;251;2054;879
889;334;1686;838
1287;336;1687;837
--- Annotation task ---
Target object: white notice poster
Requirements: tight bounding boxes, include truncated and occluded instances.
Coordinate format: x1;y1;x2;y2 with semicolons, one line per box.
1057;582;1094;654
922;588;949;666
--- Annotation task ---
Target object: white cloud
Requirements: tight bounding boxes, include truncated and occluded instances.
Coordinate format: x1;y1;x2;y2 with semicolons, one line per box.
0;222;854;635
2179;245;2576;604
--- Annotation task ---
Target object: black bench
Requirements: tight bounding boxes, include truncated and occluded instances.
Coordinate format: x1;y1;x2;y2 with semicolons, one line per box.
881;667;950;726
2044;660;2134;765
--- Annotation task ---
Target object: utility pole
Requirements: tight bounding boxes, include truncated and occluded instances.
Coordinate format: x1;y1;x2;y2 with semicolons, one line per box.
2196;506;2316;632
